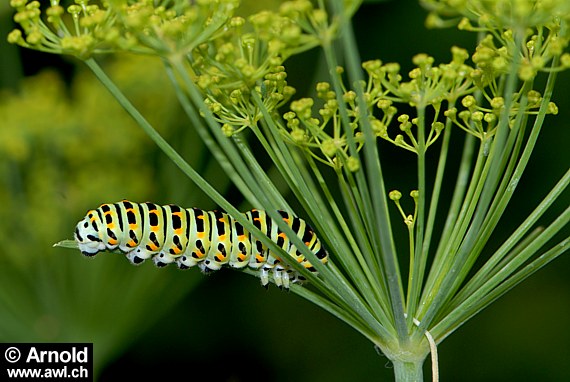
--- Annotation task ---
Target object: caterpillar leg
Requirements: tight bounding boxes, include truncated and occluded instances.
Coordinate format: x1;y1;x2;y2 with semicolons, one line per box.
126;247;153;265
152;251;177;268
259;266;271;289
272;264;290;290
198;261;219;275
291;272;307;285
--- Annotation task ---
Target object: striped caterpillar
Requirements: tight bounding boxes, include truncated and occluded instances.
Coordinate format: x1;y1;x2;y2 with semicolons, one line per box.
74;200;328;289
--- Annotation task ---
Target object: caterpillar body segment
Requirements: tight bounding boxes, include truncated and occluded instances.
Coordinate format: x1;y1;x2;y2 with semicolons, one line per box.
74;200;329;289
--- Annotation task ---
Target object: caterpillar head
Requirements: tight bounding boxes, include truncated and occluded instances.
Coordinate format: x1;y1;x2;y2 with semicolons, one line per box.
74;214;105;256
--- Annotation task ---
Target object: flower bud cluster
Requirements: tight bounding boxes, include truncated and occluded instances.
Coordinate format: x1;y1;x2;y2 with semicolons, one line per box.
422;0;570;81
280;47;479;161
444;91;558;140
196;1;331;135
8;0;239;58
281;80;366;171
360;48;478;153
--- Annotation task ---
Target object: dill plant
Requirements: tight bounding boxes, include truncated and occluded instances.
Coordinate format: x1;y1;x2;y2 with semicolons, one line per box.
9;0;570;380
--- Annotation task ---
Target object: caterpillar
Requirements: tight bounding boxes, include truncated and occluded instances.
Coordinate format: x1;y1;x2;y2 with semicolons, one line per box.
74;200;328;289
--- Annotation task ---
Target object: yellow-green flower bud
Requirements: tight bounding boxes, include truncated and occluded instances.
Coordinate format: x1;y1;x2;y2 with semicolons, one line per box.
371;120;387;137
471;111;484;122
490;97;505;110
283;111;296;121
208;101;222;114
346;156;360;172
384;63;400;74
312;9;327;24
240;64;255;78
10;0;27;8
290;98;314;119
222;124;234;137
444;107;457;119
400;121;412;131
397;114;409;124
425;12;444;28
461;95;476;109
518;64;536;81
362;59;383;75
547;37;565;56
547;102;558;115
386;106;398;117
432;121;444;133
7;29;23;45
230;89;242;104
560;53;570;68
409;68;422;79
230;16;245;27
451;46;469;64
458;17;472;30
492;57;508;71
343;91;356;103
321;139;337;157
308;118;320;126
389;190;402;201
316;82;330;94
291;128;305;142
283;86;296;97
376;99;392;110
26;30;42;45
412;53;434;67
282;24;301;42
458;110;471;123
47;5;64;18
67;4;82;16
531;56;545;70
484;113;496;124
526;90;541;104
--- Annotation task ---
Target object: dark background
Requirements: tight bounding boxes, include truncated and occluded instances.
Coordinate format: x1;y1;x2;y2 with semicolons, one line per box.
1;0;568;381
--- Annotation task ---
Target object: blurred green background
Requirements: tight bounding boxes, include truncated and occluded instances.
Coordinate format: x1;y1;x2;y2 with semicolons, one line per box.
1;1;568;381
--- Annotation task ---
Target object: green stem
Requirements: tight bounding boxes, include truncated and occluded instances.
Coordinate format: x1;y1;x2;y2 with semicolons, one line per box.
392;359;424;382
433;211;570;342
162;61;260;206
409;109;454;323
407;105;427;325
330;0;407;341
250;95;395;336
414;31;524;340
445;166;570;315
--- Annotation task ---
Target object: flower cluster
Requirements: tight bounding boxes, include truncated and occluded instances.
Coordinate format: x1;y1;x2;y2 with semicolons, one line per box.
423;0;570;81
8;0;339;136
8;0;239;58
423;0;570;31
281;77;365;171
280;47;478;164
281;15;569;162
197;0;336;134
444;91;558;140
204;64;297;136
